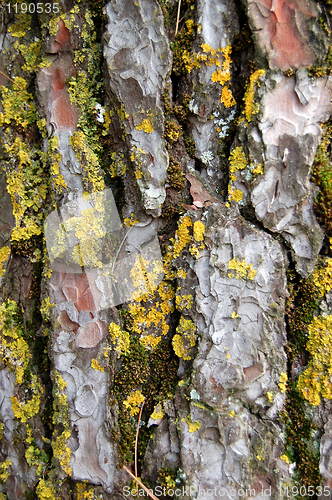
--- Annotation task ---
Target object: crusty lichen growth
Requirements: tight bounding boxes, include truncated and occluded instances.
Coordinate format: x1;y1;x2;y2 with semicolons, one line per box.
0;459;12;483
150;403;164;420
228;258;256;280
278;372;288;394
0;247;10;277
36;478;59;500
52;371;72;476
183;44;236;108
136;118;154;134
11;374;43;423
171;216;192;258
109;322;130;356
128;277;174;349
297;315;332;406
91;358;104;372
172;316;197;360
312;256;332;296
226;146;248;205
193;221;205;242
181;416;201;433
40;297;55;322
76;483;95;500
0;299;30;385
243;69;266;123
123;390;145;416
70;131;105;192
0;78;48;242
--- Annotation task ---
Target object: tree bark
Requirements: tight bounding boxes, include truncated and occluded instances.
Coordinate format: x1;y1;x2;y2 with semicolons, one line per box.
1;0;332;498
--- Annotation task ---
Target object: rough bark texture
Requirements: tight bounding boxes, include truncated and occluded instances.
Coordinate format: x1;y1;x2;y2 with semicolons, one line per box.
1;0;332;499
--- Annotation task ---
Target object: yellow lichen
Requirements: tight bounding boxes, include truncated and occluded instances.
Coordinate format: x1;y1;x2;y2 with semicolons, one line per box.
123;390;145;416
40;297;55;322
109;322;130;356
91;358;104;372
70;131;105;192
193;221;205;242
297;315;332;406
278;372;288;394
2;134;47;242
228;258;256;280
124;213;139;227
226;147;248;204
77;483;94;500
52;371;72;476
11;374;43;423
150;403;164;420
172;216;192;257
175;294;193;311
181;417;201;433
135;118;154;134
228;186;243;203
229;147;247;173
280;454;290;464
177;269;187;279
252;163;264;175
0;300;30;385
36;478;58;500
0;459;12;483
312;258;332;296
172;316;196;360
0;247;10;277
183;44;235;108
220;86;236;108
243;70;266;123
266;391;273;402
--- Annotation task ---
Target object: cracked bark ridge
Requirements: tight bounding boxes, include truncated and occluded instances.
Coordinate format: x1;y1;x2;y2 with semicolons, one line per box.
188;0;239;188
49;271;116;491
193;206;287;412
37;19;82;196
247;0;327;70
144;204;289;496
247;71;331;276
37;19;118;490
103;0;172;216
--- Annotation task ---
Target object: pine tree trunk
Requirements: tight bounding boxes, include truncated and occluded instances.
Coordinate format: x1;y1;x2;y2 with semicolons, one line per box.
1;0;332;498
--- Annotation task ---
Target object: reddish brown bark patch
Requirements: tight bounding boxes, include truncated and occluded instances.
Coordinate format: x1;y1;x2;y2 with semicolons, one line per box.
248;0;318;69
75;319;107;348
243;362;264;384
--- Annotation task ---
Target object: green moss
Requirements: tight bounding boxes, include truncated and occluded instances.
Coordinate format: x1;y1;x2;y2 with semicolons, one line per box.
112;333;149;464
170;18;196;78
282;382;321;492
165;120;183;144
52;371;72;476
285;270;319;362
184;134;195;157
166;158;186;190
311;122;332;248
157;468;176;494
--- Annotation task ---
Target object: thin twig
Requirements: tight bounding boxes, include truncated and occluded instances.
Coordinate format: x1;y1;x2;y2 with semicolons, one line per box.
123;466;159;500
175;0;181;37
135;401;144;485
0;71;23;91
